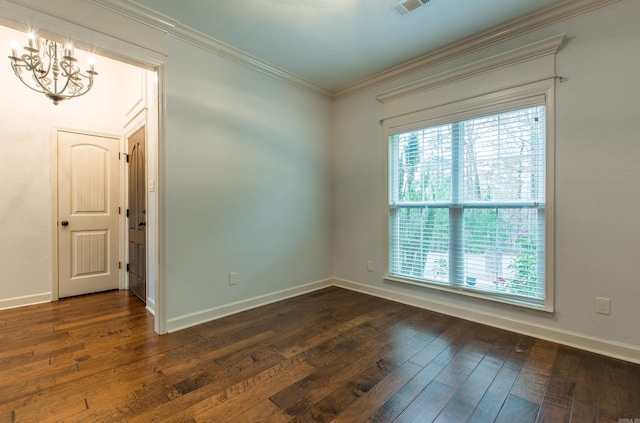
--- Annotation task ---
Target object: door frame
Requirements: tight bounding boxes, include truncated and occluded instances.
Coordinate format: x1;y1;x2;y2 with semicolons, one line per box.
2;6;168;335
50;127;126;301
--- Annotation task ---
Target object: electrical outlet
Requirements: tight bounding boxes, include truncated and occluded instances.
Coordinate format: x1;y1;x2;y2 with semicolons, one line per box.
596;297;610;315
367;261;374;272
229;272;237;286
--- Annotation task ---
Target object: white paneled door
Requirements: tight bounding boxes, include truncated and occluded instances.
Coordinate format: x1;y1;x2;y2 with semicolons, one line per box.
57;130;120;298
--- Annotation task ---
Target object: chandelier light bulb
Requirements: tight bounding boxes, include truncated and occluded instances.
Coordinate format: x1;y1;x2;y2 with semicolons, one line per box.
10;40;19;58
27;33;36;49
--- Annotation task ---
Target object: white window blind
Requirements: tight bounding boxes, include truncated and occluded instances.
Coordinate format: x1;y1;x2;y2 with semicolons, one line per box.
389;104;546;304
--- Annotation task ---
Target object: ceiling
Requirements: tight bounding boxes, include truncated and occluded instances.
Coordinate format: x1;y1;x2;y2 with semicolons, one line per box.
133;0;567;92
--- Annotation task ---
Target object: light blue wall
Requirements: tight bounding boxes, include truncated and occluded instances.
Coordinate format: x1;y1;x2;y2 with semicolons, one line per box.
163;37;332;319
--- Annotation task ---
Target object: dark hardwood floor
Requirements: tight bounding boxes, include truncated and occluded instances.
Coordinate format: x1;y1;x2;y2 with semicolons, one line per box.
0;287;638;422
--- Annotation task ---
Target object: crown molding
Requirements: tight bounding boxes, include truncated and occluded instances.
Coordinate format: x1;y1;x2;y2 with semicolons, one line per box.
168;23;331;98
334;0;620;99
376;34;566;104
86;0;177;33
86;0;617;100
87;0;331;98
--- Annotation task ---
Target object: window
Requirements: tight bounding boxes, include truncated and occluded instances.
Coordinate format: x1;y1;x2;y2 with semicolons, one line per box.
388;103;548;308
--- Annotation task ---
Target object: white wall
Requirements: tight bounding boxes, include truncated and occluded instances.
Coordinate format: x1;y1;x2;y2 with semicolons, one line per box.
332;0;640;352
163;37;332;322
0;24;142;306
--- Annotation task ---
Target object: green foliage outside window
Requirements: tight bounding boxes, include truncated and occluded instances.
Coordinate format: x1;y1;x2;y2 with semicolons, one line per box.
504;230;538;296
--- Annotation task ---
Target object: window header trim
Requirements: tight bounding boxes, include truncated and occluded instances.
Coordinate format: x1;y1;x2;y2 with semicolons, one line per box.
386;79;552;136
377;34;566;105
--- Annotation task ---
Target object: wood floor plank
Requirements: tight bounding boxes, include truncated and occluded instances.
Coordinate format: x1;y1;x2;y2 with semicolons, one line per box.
280;330;427;421
365;361;445;423
503;334;537;370
126;354;309;422
297;314;438;408
393;380;456;422
433;339;491;390
433;346;507;423
233;399;291;423
510;339;559;404
536;346;581;423
495;393;539;423
197;362;315;423
408;319;472;367
0;288;638;423
597;357;637;421
13;398;88;423
159;360;316;423
467;365;520;423
330;361;422;423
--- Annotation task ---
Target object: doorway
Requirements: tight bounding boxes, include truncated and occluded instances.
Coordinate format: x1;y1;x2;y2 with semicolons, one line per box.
49;69;157;308
0;20;165;334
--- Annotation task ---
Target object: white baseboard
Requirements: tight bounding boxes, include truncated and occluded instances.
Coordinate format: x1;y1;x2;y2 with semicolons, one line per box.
0;292;51;310
333;278;640;365
146;297;156;316
166;278;333;333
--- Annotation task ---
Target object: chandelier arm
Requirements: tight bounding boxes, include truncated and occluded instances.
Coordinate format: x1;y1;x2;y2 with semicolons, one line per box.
56;61;76;96
31;72;56;95
10;61;51;95
18;50;59;96
22;51;49;81
20;52;39;71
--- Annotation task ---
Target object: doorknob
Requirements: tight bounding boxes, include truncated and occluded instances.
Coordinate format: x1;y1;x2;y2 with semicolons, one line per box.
61;220;69;227
138;221;146;227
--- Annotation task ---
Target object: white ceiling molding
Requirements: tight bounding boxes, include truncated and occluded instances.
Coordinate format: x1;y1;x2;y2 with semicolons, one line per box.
168;23;331;98
76;0;616;99
377;34;566;104
335;0;619;99
89;0;331;98
86;0;177;33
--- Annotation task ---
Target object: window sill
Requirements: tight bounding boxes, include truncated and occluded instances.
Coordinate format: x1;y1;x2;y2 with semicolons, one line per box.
383;274;554;313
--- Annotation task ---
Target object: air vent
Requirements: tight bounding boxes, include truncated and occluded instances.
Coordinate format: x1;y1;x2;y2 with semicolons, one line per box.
390;0;429;16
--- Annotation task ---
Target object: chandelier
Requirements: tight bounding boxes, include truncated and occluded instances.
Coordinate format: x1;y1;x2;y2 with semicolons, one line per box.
8;33;98;105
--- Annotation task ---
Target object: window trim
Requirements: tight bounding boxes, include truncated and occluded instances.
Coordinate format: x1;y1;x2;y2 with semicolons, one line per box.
383;79;555;312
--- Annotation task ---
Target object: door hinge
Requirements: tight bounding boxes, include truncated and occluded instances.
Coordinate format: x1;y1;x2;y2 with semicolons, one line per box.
118;261;121;269
126;263;130;272
118;207;121;215
126;209;130;218
124;153;129;163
